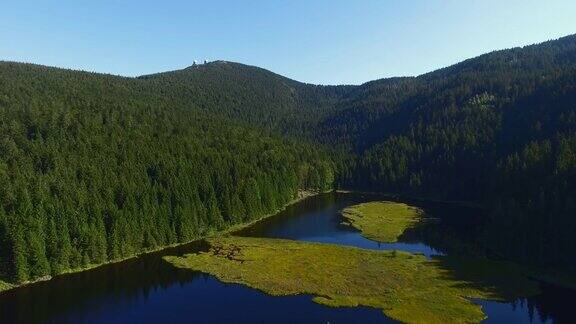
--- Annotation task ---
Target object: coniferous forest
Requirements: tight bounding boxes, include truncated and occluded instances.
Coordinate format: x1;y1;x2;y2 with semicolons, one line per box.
0;62;335;282
1;34;575;285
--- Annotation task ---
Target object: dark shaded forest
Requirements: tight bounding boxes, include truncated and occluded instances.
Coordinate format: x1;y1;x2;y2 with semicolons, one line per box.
323;35;576;267
0;34;575;285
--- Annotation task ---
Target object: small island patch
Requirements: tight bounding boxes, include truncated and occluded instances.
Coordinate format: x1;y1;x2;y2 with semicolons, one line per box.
341;201;424;243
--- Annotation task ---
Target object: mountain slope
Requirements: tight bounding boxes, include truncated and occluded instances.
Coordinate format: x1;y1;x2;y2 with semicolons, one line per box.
139;61;355;134
0;34;575;287
318;35;576;266
0;61;334;284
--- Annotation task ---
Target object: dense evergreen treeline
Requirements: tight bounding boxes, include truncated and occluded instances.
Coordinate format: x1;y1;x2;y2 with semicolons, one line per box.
1;34;575;285
318;35;576;267
139;61;354;134
0;62;333;283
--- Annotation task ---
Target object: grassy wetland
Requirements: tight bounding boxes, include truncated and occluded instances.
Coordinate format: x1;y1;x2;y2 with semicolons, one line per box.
341;201;424;243
164;236;540;323
164;200;543;323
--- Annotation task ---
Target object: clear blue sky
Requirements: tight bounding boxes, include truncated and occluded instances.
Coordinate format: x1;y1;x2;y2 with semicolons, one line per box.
1;1;575;85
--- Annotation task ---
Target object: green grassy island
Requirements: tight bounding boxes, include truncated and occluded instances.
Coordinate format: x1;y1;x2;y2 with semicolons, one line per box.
164;236;539;323
341;201;424;243
163;201;543;323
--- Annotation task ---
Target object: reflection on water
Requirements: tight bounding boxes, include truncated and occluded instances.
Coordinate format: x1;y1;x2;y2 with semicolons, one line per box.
0;192;573;323
0;238;387;324
476;282;576;324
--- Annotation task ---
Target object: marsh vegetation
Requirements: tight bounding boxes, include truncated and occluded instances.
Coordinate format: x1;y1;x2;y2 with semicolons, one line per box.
164;236;539;323
1;193;572;323
164;200;543;323
341;201;424;243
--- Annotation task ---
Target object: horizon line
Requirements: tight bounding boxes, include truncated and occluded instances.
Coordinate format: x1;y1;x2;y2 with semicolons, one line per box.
1;33;572;86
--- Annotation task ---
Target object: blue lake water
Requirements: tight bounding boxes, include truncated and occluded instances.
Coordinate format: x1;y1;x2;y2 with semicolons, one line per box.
236;194;442;258
0;192;572;323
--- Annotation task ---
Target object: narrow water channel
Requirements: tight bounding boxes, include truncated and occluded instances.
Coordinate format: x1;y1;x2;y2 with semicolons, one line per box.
0;193;572;323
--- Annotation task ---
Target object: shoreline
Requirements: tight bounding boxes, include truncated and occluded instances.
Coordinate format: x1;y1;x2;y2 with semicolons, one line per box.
334;189;485;209
0;189;323;294
4;189;572;294
219;189;322;236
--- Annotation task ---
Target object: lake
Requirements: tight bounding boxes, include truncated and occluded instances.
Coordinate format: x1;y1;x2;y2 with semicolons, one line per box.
0;193;573;323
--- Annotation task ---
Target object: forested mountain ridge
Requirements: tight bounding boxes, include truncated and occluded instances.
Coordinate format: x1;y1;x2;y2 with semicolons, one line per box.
319;34;576;266
139;61;355;134
0;61;335;284
0;34;575;287
320;34;576;152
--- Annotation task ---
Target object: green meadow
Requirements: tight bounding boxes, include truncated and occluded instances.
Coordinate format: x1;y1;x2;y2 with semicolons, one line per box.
163;201;545;322
341;201;424;243
164;236;539;323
